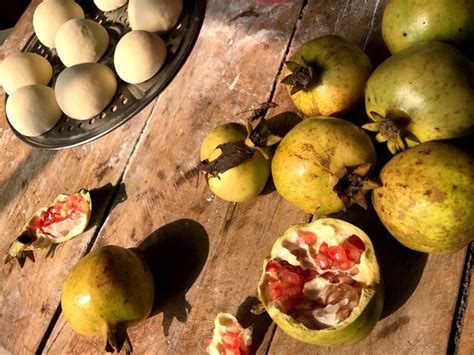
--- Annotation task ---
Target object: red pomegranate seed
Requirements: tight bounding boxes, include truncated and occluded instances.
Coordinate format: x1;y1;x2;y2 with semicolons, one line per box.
297;230;317;246
347;234;365;251
314;253;333;270
319;242;329;254
328;246;348;264
339;260;356;271
304;269;319;281
342;241;362;263
349;267;359;276
222;333;241;349
269;281;284;300
281;268;304;289
266;260;282;280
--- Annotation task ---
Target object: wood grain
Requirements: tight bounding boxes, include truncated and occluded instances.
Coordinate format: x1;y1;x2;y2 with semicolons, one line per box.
0;0;470;354
44;0;307;353
0;1;158;353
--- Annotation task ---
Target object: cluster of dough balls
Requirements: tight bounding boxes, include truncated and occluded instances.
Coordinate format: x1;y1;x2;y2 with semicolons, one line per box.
113;0;184;84
33;0;85;48
0;52;60;136
2;0;183;137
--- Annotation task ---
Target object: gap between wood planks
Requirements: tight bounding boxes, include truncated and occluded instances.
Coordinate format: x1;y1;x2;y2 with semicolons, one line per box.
35;100;162;354
448;242;473;354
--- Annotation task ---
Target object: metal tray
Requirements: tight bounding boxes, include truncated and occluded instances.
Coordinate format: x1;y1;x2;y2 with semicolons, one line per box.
6;0;205;149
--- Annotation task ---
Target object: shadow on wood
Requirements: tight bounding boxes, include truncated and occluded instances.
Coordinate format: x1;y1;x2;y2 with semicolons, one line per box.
86;182;128;233
137;219;209;336
236;296;273;355
331;202;428;319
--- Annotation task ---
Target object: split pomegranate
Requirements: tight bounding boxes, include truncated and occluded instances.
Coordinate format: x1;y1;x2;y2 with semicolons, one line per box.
5;189;92;265
258;218;383;346
207;313;252;355
32;191;90;238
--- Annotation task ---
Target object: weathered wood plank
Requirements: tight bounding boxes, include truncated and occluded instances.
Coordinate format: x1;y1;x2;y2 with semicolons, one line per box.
43;0;306;353
1;0;467;354
0;1;157;353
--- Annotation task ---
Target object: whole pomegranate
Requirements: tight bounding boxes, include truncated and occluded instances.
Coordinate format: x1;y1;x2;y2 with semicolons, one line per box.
382;0;474;54
373;142;474;253
282;35;371;117
200;123;271;203
364;41;474;154
258;218;383;346
272;117;377;215
61;245;154;353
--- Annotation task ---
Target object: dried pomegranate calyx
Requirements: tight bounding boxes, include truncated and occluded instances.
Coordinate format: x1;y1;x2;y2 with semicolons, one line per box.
207;313;252;355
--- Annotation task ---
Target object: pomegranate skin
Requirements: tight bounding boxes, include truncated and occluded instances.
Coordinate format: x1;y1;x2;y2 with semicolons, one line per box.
258;218;383;346
61;245;154;352
373;142;474;253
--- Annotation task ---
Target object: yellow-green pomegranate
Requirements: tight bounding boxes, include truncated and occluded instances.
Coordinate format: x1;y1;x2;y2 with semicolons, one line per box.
382;0;474;54
282;35;371;117
200;123;271;203
258;218;383;346
61;245;154;353
373;142;474;253
272;117;377;215
364;41;474;154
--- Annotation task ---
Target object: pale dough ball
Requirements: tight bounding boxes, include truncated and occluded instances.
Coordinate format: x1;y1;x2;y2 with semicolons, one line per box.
114;30;167;84
33;0;85;48
6;85;62;137
129;0;183;33
55;63;117;120
56;19;109;67
0;53;53;95
94;0;127;11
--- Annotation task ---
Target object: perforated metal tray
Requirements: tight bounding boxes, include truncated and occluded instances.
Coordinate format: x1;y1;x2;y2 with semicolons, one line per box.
6;0;205;149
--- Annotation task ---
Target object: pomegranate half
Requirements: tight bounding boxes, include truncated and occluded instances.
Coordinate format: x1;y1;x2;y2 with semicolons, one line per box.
258;218;383;346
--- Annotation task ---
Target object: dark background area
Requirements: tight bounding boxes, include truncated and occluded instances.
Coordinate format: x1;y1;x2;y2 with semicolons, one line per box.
0;0;31;29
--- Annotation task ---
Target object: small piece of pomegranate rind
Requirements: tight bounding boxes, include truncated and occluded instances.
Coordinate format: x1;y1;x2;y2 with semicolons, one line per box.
207;313;252;355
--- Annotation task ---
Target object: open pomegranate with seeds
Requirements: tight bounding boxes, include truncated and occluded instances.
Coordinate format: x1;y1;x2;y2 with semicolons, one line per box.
5;189;92;265
258;218;383;346
206;313;252;355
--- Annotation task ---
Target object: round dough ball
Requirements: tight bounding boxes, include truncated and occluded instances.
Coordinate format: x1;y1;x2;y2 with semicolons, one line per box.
114;30;167;84
93;0;127;11
56;19;109;67
0;53;53;95
33;0;85;48
6;85;62;136
129;0;183;33
55;63;117;120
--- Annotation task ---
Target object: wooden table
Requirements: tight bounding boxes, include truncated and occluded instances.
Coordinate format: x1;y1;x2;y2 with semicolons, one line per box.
1;1;472;354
